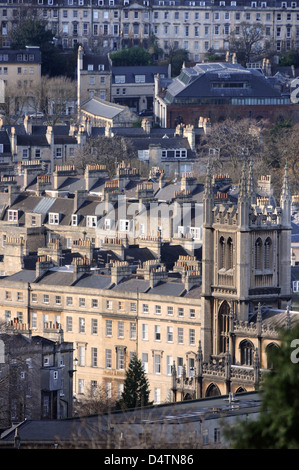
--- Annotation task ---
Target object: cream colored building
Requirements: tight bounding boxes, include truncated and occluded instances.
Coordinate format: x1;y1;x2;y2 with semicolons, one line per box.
0;158;296;405
0;47;42;116
0;258;202;404
0;1;298;64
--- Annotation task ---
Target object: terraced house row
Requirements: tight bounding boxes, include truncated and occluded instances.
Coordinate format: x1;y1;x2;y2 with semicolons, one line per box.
0;0;298;61
0;155;297;407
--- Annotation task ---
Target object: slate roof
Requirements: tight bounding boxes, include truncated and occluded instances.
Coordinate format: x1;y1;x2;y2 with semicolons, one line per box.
2;269;37;283
82;53;110;72
35;269;75;286
250;307;299;329
0;130;11;153
0;47;41;64
0;391;261;446
111;277;150;293
111;65;169;84
73;273;112;289
16;134;48;147
147;280;186;297
164;62;285;104
81;97;127;118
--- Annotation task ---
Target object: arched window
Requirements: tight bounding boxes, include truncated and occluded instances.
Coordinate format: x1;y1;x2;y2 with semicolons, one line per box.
264;237;272;270
205;383;221;397
255;238;263;270
240;340;254;366
266;342;279;369
235;386;247;394
218;301;230;354
227;237;233;270
219;236;225;269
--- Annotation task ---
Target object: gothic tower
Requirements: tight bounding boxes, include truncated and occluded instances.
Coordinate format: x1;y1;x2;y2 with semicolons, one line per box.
200;161;292;361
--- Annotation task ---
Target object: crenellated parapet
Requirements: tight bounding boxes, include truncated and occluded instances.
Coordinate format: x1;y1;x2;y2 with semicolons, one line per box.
212;203;238;226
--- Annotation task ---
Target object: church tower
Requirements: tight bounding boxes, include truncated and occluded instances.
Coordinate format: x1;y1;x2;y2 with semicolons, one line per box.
200;161;292;361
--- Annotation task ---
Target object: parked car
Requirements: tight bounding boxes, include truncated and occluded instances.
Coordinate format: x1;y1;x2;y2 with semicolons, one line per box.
138;109;153;117
29;111;44;119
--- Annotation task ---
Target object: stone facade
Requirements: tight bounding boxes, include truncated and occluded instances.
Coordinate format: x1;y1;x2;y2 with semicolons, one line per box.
0;157;295;405
0;1;298;62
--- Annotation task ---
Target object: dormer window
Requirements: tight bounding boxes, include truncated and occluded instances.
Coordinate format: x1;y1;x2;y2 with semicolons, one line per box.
86;215;97;227
49;213;60;225
104;218;111;230
8;210;18;221
72;214;78;226
88;64;94;71
115;75;125;84
119;219;130;232
135;74;145;83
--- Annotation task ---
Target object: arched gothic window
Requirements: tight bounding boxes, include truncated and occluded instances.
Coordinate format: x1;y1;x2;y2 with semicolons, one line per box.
205;383;221;397
266;342;279;369
219;236;225;269
227;237;233;270
240;340;254;366
264;237;272;270
218;301;230;354
255;238;263;270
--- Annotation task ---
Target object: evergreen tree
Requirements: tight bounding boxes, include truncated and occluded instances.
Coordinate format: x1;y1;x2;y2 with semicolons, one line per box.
110;47;153;66
227;324;299;449
119;354;152;410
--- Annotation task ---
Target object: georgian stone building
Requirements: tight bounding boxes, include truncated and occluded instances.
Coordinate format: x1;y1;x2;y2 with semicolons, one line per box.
0;157;296;404
0;330;73;428
0;0;298;62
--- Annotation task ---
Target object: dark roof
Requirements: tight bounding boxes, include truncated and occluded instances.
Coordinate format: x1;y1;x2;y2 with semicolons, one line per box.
17;135;48;147
0;391;261;446
82;53;110;72
250;306;299;329
3;270;37;283
111;65;169;84
74;273;112;289
164;62;285;104
0;47;41;64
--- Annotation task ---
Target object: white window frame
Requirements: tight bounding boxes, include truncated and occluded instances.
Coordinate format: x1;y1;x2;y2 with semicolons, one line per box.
8;210;18;221
86;215;97;227
49;212;59;225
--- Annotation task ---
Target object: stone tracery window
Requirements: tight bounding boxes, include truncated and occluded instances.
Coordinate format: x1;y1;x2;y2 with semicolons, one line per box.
264;237;272;270
255;237;263;270
240;339;254;366
218;300;230;354
227;237;233;270
219;236;225;269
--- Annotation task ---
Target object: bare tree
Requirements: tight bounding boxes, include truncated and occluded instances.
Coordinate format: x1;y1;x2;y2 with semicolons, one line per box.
229;22;275;65
73;383;119;417
39;76;76;125
71;135;139;176
257;121;299;197
197;118;264;182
